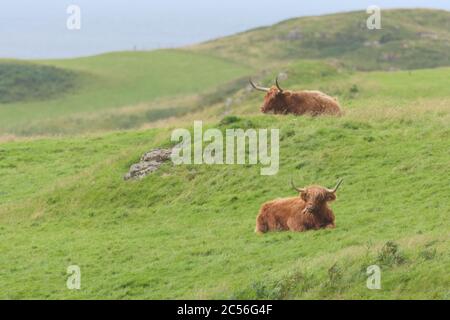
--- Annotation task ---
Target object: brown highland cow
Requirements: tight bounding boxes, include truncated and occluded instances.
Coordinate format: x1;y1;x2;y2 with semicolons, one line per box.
250;77;342;116
255;178;343;233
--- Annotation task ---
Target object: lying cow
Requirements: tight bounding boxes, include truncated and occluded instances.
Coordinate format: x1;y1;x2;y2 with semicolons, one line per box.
250;77;342;116
255;178;343;233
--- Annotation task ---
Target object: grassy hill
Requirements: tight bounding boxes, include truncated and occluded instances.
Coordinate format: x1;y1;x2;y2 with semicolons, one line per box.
0;9;449;299
192;9;450;70
1;65;449;299
0;50;252;135
2;9;450;136
0;62;81;104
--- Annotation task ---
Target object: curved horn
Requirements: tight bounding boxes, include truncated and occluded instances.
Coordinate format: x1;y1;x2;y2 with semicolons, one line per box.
249;78;270;92
275;76;283;92
327;178;343;193
291;177;305;193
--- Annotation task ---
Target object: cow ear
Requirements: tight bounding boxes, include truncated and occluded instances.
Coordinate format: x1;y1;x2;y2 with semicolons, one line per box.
301;192;308;201
327;193;336;201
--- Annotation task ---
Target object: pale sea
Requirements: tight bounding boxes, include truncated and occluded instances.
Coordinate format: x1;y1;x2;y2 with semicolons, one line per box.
0;0;447;59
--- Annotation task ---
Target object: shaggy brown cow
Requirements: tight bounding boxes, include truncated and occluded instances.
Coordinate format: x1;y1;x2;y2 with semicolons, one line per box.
250;77;342;116
255;178;343;233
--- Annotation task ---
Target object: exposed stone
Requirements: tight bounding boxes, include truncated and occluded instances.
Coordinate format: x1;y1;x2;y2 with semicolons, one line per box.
381;52;399;62
285;28;303;40
364;40;380;47
223;97;233;116
141;148;172;162
277;72;288;81
124;147;174;180
417;32;438;40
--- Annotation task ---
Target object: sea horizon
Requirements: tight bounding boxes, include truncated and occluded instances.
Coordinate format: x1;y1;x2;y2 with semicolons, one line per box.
1;1;449;60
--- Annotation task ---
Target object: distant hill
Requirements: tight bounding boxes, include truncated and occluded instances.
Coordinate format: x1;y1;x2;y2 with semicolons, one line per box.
0;62;81;104
0;50;251;135
2;8;450;136
191;9;450;70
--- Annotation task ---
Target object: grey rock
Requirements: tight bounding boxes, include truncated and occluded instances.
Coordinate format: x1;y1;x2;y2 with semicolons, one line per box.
141;148;172;162
417;32;438;40
124;147;175;180
285;28;303;40
277;72;288;81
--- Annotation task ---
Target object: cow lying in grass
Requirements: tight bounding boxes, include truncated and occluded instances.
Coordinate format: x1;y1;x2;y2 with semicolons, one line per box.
250;77;342;116
255;178;343;233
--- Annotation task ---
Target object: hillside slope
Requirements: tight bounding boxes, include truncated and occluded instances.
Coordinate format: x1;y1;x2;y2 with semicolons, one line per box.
2;9;450;137
1;9;449;299
191;9;450;70
1;66;449;299
0;50;252;136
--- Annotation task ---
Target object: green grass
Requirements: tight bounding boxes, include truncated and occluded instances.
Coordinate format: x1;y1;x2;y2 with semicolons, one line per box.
1;66;449;299
0;62;81;104
2;8;450;136
1;8;449;300
0;50;252;135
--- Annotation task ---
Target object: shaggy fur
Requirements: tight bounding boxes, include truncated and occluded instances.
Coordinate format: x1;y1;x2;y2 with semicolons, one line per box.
260;86;342;116
255;186;337;233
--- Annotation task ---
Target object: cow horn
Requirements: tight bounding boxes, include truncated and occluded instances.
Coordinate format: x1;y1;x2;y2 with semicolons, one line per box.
249;78;270;92
328;178;343;193
291;177;305;193
275;76;283;92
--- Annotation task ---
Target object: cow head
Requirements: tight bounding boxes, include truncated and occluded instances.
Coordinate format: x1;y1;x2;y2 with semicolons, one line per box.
250;77;287;113
291;178;343;214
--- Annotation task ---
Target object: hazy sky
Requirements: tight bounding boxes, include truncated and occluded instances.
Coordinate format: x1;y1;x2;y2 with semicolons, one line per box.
1;0;449;59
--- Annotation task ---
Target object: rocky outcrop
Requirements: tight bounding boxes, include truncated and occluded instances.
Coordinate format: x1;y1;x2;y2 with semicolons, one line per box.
124;147;173;180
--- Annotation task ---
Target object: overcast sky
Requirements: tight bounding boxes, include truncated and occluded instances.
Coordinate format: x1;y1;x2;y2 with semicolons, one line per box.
1;0;449;59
